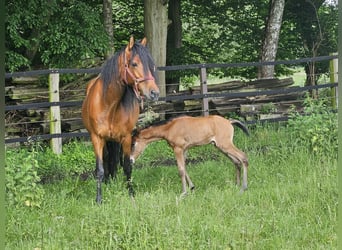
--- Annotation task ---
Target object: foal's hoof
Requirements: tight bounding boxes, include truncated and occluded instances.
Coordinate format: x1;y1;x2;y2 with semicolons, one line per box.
239;187;248;194
179;192;188;199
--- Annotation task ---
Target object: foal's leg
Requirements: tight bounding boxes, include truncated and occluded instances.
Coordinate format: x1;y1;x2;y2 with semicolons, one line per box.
185;173;195;191
228;155;243;187
173;147;188;197
91;135;105;204
218;143;248;192
183;151;195;190
228;148;248;192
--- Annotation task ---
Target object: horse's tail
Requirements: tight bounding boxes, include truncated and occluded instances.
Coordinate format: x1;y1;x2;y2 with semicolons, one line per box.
229;119;250;136
105;141;123;179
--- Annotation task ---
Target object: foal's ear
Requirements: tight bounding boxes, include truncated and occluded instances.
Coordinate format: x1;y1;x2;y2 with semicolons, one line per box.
140;37;147;46
126;36;135;53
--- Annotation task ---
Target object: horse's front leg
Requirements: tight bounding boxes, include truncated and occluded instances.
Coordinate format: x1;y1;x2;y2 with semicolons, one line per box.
122;137;135;197
96;157;104;203
92;136;105;204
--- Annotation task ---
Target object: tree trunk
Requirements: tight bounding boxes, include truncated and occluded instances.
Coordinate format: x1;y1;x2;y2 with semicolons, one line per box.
302;1;323;99
166;0;182;94
168;0;182;49
103;0;114;59
259;0;285;79
144;0;168;97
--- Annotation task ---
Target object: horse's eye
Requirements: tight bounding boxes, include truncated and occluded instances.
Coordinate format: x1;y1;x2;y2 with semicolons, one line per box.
132;62;138;67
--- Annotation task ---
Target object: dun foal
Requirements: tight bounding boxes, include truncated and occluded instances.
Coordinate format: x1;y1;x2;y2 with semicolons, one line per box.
131;115;249;196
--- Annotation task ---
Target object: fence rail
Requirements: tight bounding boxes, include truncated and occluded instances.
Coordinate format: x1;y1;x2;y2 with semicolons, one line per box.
5;55;339;153
4;82;337;111
5;55;338;79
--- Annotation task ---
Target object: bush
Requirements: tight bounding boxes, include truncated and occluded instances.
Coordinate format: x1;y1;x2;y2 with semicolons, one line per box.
287;95;337;157
5;146;45;208
5;140;95;207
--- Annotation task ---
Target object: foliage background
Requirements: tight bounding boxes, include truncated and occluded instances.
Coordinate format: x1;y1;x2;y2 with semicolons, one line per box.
5;0;338;80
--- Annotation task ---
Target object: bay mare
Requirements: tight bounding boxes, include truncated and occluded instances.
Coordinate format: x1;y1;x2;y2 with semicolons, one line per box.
131;115;249;196
82;36;159;203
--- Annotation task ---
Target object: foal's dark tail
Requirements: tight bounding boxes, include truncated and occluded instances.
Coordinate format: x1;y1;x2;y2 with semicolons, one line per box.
229;119;250;136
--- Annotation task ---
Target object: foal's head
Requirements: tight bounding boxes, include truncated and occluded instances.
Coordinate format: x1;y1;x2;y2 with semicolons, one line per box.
130;129;148;163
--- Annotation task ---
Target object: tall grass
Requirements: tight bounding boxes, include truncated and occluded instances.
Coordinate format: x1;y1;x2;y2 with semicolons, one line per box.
5;111;337;249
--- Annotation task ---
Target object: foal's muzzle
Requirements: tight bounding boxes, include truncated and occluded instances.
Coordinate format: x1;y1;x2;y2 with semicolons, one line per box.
150;90;159;101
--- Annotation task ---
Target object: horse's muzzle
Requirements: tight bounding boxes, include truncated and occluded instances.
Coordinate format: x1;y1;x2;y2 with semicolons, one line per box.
150;90;159;101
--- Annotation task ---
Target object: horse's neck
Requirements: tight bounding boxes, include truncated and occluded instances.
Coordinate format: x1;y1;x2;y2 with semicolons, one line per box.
105;81;130;109
106;80;122;96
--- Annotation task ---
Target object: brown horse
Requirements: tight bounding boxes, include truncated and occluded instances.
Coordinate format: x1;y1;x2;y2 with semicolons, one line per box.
131;115;249;196
82;36;160;203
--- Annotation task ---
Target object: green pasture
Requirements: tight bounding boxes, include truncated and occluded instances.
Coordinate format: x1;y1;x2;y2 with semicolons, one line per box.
180;67;308;89
5;99;337;249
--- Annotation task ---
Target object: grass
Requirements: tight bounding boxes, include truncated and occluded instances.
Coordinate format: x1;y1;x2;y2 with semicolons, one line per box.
179;66;332;89
5;123;337;249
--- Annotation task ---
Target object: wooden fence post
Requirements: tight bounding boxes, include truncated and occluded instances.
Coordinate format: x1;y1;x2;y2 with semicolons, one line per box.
329;53;338;109
49;73;62;154
200;67;209;116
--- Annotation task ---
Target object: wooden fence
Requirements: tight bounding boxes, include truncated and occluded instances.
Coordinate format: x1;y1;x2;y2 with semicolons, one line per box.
5;55;338;154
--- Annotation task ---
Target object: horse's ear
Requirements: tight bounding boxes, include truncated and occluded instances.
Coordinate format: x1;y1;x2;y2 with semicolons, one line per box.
126;36;134;53
140;37;147;46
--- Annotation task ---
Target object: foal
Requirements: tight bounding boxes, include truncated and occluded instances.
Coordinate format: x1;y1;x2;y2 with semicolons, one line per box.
131;115;249;196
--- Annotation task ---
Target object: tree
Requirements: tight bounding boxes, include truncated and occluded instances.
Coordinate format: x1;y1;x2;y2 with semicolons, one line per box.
283;0;338;96
166;0;182;93
5;0;337;85
144;0;168;97
259;0;285;79
103;0;114;59
5;0;108;72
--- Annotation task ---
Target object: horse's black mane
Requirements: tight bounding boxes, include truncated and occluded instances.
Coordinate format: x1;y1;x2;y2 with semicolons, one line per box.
100;40;157;92
99;40;157;111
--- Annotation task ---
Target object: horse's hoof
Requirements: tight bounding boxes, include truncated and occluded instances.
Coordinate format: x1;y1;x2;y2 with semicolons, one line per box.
128;188;135;197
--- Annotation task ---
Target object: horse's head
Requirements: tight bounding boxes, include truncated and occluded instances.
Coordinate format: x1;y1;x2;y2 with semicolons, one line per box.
124;36;160;101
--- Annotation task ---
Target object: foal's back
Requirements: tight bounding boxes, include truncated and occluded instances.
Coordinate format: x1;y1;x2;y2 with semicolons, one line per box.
165;115;234;149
